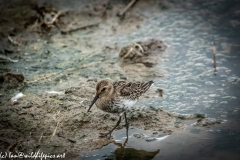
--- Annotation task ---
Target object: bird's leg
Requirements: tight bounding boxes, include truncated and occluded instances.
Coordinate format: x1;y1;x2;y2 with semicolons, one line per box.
123;112;129;128
123;112;129;146
99;115;122;138
123;126;129;146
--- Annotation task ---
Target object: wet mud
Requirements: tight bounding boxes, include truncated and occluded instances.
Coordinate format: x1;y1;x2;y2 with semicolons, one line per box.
1;78;214;158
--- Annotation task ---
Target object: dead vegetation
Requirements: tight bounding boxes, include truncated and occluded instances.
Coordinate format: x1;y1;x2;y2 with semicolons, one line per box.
119;39;167;67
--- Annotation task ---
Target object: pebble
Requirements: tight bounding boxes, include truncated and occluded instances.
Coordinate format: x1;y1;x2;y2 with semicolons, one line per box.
87;78;97;82
133;133;145;138
145;137;156;142
120;75;127;80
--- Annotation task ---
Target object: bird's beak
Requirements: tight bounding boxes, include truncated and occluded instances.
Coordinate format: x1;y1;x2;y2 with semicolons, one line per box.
88;94;99;112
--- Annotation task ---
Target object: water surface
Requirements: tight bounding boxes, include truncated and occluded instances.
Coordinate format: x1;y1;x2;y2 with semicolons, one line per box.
78;0;240;159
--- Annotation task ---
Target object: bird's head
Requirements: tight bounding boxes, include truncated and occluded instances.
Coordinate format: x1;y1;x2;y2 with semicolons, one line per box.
87;80;113;112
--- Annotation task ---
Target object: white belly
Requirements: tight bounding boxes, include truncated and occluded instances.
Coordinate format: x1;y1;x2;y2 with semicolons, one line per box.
122;99;137;107
111;99;137;112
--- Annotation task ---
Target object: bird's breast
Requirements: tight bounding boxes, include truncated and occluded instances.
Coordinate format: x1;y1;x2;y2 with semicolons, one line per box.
111;99;138;112
95;97;138;113
120;99;138;107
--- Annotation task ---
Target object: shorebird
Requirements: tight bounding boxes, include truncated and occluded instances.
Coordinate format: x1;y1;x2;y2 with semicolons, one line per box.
88;80;154;137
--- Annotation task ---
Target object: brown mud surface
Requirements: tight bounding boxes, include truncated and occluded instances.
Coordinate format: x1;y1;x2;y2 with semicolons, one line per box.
1;78;208;158
0;0;221;159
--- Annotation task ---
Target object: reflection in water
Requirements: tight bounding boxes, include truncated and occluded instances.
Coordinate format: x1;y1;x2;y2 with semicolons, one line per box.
112;127;160;160
113;140;160;160
79;140;160;160
78;127;164;160
124;125;129;146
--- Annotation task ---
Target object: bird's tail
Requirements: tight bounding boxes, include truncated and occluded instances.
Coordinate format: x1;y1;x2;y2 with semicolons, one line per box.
141;80;154;93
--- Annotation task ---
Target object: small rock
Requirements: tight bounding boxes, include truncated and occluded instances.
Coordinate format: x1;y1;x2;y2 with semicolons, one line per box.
149;106;158;111
133;133;145;138
156;88;163;97
18;111;27;115
194;113;205;118
0;72;24;84
67;138;76;143
102;154;115;160
158;133;167;137
79;135;86;139
177;115;186;120
22;102;32;108
194;118;222;127
163;130;173;135
120;75;127;80
146;137;156;142
87;78;97;82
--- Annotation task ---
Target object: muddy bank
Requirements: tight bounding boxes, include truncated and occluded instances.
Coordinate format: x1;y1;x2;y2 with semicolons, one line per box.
0;79;212;158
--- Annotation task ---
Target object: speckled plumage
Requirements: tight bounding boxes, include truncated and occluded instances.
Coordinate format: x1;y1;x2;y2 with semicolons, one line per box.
87;80;154;137
91;80;154;113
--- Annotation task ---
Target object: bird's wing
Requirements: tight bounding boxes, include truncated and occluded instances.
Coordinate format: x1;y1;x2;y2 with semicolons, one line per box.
113;81;153;99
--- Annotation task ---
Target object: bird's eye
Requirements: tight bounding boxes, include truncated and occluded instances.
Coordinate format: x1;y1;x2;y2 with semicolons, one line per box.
101;87;106;92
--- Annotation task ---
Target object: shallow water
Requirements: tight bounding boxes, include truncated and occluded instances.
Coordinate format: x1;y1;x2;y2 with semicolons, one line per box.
78;122;240;160
77;0;240;159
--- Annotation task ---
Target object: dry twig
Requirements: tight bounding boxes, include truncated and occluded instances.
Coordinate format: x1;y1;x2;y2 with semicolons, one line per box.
117;0;138;17
122;43;143;59
7;140;20;152
212;42;217;71
123;48;134;58
134;43;144;53
51;121;60;139
8;36;20;46
0;54;18;62
60;22;100;34
38;132;44;143
45;11;64;27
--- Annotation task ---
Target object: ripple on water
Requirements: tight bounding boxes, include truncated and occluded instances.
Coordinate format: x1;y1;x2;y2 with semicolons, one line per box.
205;81;214;85
123;6;240;118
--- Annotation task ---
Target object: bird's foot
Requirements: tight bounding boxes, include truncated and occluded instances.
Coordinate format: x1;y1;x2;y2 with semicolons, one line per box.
99;131;112;138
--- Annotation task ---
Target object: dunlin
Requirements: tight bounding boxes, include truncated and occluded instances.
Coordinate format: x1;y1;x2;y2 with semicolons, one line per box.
88;80;154;137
